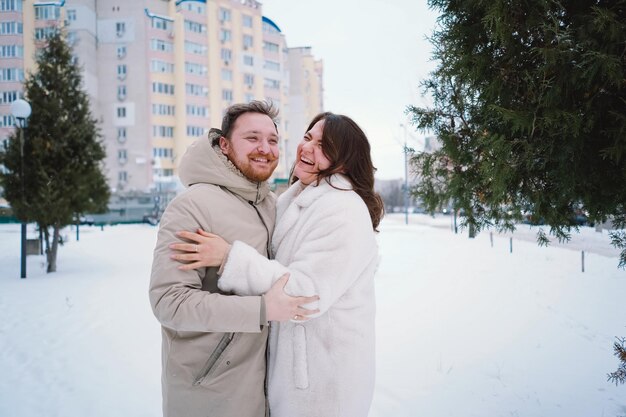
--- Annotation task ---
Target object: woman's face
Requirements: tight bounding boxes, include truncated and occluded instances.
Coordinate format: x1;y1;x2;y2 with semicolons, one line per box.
294;119;332;185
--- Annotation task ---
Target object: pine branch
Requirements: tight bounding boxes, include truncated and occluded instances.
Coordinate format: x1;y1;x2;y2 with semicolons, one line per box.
608;337;626;385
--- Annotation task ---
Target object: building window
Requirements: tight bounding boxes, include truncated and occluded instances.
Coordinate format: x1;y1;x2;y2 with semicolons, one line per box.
150;39;173;53
185;41;207;56
152;82;175;95
67;31;77;45
242;14;253;28
117;45;126;59
154;168;173;178
153;147;174;159
117;127;127;143
117;64;127;80
222;89;233;102
118;149;127;164
263;41;279;53
244;93;254;103
184;20;205;34
116;22;126;37
152;18;171;31
221;48;232;62
152;104;175;116
118;171;128;182
0;114;13;128
34;26;55;40
218;8;231;22
185;2;206;14
117;107;127;118
243;55;254;66
67;9;77;21
151;59;175;73
186;105;207;117
244;73;254;86
0;45;23;58
0;90;19;104
185;62;207;75
117;85;126;101
220;29;231;43
0;68;24;82
263;20;280;34
186;126;205;137
185;83;208;97
35;5;61;20
153;125;175;138
0;0;23;12
243;35;253;49
0;21;23;35
264;60;280;71
264;78;280;90
221;69;232;81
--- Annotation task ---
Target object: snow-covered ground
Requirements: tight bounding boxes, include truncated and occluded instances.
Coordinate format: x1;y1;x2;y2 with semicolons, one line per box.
0;214;624;417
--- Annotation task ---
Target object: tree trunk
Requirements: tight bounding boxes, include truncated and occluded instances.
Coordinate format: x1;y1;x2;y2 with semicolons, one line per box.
46;224;60;273
42;225;50;260
39;227;44;255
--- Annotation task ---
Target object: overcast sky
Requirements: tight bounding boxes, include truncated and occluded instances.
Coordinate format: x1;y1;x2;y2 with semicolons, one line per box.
261;0;439;179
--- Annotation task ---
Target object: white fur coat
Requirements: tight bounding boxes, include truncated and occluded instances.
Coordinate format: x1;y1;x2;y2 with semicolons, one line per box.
219;174;379;417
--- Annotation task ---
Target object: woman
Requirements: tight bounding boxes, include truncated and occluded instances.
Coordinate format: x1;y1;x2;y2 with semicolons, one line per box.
171;112;384;417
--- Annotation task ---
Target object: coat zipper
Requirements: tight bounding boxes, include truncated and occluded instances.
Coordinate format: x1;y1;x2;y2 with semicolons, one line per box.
249;200;273;259
253;184;271;416
264;321;271;417
193;332;235;386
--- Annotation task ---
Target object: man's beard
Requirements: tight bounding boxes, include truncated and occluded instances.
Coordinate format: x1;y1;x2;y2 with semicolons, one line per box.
231;152;278;182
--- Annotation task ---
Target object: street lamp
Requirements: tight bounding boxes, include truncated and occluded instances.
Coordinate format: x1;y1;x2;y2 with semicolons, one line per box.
10;98;32;279
400;123;409;225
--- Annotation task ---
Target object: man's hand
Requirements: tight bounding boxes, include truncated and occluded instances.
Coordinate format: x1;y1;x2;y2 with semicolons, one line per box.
265;273;320;322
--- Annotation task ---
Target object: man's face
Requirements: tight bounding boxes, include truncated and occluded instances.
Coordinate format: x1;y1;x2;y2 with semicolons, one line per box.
220;112;280;182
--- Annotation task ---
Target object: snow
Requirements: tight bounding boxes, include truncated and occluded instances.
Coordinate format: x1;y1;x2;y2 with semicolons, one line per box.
0;215;624;417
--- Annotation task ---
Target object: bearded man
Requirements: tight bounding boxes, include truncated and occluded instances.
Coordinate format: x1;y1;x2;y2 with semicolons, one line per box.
149;101;316;417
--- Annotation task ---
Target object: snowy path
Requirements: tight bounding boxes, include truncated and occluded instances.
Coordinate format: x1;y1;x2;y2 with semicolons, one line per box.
0;216;624;417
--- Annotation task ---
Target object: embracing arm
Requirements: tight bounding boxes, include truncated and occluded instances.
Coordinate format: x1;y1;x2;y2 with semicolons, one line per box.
163;204;320;323
149;192;264;333
218;194;378;318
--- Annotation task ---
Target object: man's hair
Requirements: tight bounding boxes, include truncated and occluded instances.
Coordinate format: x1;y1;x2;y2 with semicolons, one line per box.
212;100;279;145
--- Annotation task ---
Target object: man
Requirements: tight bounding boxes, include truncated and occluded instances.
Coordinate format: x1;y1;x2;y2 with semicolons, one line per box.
149;101;315;417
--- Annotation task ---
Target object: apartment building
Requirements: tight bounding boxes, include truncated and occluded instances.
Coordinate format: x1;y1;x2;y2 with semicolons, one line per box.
285;46;323;171
0;0;323;195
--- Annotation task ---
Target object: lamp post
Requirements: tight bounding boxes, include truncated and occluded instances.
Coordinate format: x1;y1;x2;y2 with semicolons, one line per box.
10;98;32;279
400;123;409;225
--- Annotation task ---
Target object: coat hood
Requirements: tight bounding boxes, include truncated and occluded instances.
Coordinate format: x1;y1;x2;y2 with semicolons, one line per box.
178;128;271;204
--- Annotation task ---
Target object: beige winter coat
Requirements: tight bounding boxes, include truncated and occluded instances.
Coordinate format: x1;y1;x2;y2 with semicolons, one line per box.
149;129;276;417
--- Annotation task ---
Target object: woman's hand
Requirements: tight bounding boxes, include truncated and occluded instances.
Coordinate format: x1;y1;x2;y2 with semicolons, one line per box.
169;229;231;271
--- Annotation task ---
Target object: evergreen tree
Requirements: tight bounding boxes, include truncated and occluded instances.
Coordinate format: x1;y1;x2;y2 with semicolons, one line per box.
0;29;109;272
409;0;626;267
